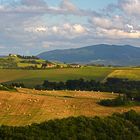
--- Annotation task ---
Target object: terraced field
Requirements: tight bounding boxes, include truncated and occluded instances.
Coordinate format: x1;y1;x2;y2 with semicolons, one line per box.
0;88;140;126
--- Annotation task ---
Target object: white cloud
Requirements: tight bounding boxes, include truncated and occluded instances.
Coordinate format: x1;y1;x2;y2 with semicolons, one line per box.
90;17;112;29
119;0;140;17
73;24;87;33
24;26;47;33
52;26;59;33
60;0;77;11
98;28;140;39
24;23;87;36
89;15;126;30
58;23;87;35
0;0;140;55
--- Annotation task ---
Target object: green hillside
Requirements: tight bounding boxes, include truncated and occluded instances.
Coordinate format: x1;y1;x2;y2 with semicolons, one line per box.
0;67;113;87
0;55;55;69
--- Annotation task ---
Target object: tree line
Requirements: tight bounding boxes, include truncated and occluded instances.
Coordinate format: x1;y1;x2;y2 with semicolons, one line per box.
0;110;140;140
35;78;140;102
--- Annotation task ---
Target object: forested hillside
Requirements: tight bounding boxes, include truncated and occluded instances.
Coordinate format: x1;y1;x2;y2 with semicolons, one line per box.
0;110;140;140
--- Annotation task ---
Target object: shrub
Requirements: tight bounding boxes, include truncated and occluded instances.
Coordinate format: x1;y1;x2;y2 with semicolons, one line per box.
99;96;131;107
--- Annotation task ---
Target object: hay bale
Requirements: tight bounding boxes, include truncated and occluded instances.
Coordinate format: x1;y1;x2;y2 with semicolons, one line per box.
33;99;37;102
6;108;9;111
28;99;32;102
72;105;75;108
28;114;31;116
8;105;11;108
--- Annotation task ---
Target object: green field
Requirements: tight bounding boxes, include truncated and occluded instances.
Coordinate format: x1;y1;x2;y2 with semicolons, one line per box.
0;67;113;87
0;67;140;88
0;55;56;69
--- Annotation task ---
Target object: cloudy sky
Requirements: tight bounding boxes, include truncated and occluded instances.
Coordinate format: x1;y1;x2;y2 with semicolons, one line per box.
0;0;140;55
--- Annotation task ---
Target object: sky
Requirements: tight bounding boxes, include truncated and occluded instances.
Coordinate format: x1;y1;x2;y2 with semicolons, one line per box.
0;0;140;55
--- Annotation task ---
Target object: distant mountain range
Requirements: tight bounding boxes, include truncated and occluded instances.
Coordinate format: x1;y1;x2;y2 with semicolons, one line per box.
0;55;6;58
37;44;140;66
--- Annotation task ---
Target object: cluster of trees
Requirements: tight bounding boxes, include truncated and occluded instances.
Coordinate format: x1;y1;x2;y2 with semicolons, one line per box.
0;58;17;69
20;60;40;64
22;65;38;70
0;110;140;140
98;96;139;107
9;83;25;88
16;55;39;59
35;78;140;102
0;84;17;91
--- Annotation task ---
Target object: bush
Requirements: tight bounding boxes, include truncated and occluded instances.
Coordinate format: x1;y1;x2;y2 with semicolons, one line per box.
0;84;17;91
99;96;131;107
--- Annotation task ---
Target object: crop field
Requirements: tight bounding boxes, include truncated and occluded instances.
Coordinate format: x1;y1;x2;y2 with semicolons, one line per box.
0;67;140;88
107;68;140;81
0;88;140;126
0;67;114;87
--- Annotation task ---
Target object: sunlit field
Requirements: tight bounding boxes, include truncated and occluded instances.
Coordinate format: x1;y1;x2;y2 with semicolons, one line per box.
0;88;140;126
0;67;114;87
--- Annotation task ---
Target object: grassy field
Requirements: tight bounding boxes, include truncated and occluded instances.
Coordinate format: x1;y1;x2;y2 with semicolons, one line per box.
107;69;140;81
0;88;140;126
0;67;140;88
0;67;114;87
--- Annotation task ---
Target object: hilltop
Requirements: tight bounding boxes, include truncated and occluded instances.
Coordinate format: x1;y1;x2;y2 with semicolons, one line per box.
0;54;67;69
38;44;140;66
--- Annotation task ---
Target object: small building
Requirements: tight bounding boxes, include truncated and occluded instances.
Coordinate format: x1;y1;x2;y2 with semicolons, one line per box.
47;63;56;68
69;64;81;68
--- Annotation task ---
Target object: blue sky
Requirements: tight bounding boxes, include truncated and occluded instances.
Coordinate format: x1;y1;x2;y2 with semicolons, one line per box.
47;0;117;10
0;0;140;55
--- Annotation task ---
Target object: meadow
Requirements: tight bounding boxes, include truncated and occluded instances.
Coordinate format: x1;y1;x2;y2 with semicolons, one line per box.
0;67;114;87
1;88;140;126
0;67;140;88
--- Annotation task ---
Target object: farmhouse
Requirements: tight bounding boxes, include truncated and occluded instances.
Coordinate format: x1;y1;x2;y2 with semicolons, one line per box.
41;63;56;69
47;63;56;68
69;64;81;68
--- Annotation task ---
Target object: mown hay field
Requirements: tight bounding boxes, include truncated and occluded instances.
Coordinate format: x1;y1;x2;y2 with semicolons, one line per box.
107;69;140;81
0;88;140;126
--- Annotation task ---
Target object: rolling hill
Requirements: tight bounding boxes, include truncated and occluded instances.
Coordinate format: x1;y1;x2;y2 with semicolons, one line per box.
37;44;140;66
1;88;140;126
0;55;56;69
